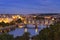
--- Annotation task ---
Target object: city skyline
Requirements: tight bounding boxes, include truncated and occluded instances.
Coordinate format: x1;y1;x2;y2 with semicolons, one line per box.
0;0;60;14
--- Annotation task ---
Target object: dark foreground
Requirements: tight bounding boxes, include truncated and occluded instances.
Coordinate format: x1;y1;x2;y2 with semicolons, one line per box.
0;21;60;40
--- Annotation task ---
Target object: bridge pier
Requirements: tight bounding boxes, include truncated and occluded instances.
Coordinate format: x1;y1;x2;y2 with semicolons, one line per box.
35;23;38;33
24;24;28;32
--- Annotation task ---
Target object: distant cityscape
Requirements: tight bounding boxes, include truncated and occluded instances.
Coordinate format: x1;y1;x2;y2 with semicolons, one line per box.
0;13;60;24
0;13;60;40
0;13;60;33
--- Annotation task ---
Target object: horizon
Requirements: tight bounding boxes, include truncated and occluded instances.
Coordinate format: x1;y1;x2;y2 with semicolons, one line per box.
0;13;60;14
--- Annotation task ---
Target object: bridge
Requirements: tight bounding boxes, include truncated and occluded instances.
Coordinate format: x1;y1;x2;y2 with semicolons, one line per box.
0;25;17;33
0;14;60;33
0;17;55;33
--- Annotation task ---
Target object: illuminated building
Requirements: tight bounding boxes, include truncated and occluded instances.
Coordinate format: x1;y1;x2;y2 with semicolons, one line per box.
0;18;13;23
52;18;54;20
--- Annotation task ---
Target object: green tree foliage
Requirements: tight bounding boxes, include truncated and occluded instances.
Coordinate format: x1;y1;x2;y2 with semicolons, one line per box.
9;21;15;25
32;21;60;40
15;32;30;40
0;33;14;40
32;35;39;40
0;21;9;27
16;19;22;23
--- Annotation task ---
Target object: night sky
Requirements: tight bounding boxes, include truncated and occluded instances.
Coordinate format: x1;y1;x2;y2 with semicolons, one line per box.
0;0;60;14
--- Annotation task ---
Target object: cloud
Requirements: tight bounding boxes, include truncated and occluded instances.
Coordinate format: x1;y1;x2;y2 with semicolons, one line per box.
0;0;60;14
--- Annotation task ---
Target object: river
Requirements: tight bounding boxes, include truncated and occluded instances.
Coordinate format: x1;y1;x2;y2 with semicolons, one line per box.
8;24;47;37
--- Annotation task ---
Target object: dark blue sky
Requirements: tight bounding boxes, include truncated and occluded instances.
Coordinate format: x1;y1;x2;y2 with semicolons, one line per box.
0;0;60;14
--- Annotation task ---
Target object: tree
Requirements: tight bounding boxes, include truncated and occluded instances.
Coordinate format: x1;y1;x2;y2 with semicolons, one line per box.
15;32;30;40
0;33;14;40
0;21;9;27
32;21;60;40
9;21;15;25
16;19;22;23
31;35;39;40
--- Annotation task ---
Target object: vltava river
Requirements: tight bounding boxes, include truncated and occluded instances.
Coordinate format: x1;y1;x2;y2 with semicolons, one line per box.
8;24;47;37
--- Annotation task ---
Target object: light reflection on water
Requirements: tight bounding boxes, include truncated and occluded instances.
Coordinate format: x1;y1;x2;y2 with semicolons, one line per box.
8;25;46;37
